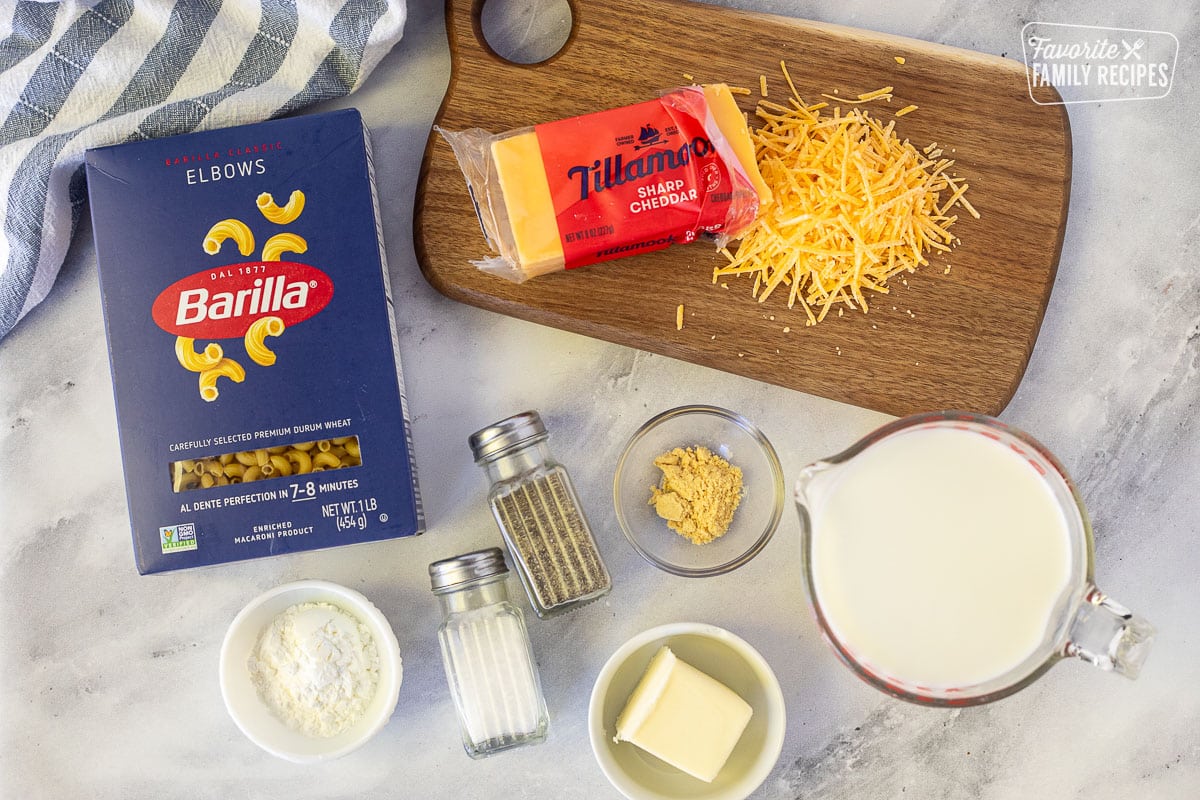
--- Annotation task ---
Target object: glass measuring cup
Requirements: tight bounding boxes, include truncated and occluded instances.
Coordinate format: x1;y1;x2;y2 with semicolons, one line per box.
794;411;1154;706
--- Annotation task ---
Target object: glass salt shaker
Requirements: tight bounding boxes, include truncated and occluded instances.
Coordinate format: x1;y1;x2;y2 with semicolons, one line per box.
430;548;550;758
469;411;612;618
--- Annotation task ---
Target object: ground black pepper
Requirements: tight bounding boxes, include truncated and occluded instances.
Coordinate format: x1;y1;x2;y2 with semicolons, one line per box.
471;411;612;618
492;471;609;610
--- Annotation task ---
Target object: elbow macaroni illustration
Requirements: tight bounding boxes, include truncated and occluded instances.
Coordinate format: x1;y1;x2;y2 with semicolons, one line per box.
257;190;305;224
202;218;255;256
175;337;223;371
261;233;307;262
198;358;245;402
169;436;362;492
183;188;307;399
244;316;285;366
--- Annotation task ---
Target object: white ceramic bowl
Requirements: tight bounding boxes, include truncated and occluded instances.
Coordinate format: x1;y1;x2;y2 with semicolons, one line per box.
219;579;403;763
589;623;786;800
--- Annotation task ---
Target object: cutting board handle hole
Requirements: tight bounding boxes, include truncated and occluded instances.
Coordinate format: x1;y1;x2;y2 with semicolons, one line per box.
477;0;574;65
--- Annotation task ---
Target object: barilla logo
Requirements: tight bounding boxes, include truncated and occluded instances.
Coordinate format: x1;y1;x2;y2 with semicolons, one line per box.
151;262;333;338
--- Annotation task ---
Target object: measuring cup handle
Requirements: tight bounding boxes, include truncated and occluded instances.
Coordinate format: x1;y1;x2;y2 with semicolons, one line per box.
1064;587;1155;679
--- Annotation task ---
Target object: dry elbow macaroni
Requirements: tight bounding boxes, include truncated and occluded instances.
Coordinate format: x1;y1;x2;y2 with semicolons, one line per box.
170;436;362;492
180;190;307;400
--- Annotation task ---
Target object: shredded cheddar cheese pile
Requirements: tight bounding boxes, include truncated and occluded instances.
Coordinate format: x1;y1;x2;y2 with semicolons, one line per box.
717;64;977;326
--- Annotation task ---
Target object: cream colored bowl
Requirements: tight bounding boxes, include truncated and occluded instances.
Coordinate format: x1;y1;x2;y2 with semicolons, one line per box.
589;622;786;800
219;579;403;763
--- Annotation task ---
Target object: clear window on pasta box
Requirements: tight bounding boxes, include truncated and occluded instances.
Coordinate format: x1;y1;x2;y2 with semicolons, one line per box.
85;109;423;574
171;437;362;492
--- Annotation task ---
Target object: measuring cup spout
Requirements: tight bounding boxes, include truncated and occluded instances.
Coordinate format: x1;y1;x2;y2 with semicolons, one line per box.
794;460;836;523
1065;587;1155;679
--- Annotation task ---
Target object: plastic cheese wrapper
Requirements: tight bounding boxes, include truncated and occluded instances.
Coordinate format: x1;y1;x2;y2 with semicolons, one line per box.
438;84;773;282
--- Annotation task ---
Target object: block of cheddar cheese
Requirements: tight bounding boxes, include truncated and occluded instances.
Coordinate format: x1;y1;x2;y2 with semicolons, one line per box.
489;131;563;279
440;85;771;282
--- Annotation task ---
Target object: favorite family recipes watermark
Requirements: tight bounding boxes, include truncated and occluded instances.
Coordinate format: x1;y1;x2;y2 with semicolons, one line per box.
1021;22;1178;104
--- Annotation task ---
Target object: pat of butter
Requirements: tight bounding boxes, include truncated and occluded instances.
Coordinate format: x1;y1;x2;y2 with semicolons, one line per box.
613;645;753;783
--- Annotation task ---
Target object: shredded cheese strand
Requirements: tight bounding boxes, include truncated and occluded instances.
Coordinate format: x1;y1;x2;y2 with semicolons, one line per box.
716;64;976;324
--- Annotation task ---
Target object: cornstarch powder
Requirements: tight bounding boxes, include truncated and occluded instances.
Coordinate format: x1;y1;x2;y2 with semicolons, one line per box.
248;601;380;737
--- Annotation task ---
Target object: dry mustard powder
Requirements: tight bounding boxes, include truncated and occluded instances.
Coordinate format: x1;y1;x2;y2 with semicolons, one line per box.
649;446;744;544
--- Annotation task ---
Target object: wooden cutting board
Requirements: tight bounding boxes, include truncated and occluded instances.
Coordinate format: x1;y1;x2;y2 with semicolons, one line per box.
414;0;1071;417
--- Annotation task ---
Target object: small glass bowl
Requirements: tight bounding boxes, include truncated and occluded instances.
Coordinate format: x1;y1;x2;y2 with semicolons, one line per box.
613;406;784;577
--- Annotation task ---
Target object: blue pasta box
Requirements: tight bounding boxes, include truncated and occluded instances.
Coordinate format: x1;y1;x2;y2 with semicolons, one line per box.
85;108;424;574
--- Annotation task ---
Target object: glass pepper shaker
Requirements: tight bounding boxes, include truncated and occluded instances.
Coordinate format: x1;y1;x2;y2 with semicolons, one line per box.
429;548;550;758
469;411;612;618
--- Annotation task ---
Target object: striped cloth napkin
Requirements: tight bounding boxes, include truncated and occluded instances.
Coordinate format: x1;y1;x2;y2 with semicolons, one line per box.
0;0;406;341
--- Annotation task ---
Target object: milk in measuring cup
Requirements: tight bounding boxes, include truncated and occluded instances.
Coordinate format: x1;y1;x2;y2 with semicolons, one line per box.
808;426;1075;689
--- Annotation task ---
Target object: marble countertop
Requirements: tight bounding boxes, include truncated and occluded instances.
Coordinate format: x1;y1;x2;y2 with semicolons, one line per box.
2;1;1197;797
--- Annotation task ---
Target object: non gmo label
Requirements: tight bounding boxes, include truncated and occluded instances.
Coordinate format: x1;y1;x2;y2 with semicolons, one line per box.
160;523;198;553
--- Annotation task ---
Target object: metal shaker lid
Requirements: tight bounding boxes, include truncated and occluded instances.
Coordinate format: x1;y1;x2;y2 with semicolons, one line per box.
429;547;510;593
468;410;547;462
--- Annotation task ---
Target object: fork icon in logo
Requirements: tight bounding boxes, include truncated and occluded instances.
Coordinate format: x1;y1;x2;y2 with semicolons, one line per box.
1121;38;1145;60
